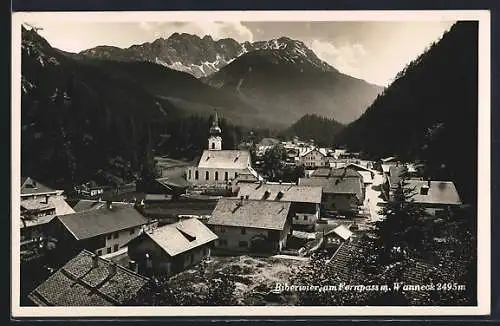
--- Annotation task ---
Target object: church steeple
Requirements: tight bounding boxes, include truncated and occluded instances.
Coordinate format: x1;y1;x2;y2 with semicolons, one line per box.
208;109;222;150
210;109;222;135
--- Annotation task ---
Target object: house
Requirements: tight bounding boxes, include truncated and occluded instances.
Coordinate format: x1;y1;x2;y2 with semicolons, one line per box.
343;163;378;185
323;224;354;249
127;218;218;277
403;180;462;216
143;194;172;205
74;181;106;198
208;198;293;253
298;147;328;168
186;111;264;187
27;249;149;306
154;177;189;196
48;202;149;261
20;177;75;250
138;198;218;225
234;183;322;230
299;172;364;216
232;165;264;184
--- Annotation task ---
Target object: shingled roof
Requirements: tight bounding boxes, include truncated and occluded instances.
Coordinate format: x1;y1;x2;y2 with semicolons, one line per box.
197;150;251;170
236;183;322;204
21;177;60;196
28;249;149;306
208;198;291;231
136;218;218;257
404;180;462;205
56;205;148;240
299;177;363;202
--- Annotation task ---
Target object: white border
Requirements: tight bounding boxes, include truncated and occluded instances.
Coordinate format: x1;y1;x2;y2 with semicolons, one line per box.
11;10;491;318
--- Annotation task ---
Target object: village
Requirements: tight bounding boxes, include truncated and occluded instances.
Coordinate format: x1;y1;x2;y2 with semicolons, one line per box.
19;110;465;306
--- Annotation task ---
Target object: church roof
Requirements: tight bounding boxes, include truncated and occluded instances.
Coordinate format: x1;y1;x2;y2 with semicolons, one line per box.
197;150;250;170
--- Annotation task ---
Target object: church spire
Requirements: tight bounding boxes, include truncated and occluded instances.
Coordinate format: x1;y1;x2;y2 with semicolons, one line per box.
209;109;222;135
208;109;222;150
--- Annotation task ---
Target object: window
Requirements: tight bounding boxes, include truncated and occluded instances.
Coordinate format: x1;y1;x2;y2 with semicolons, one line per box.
238;241;248;248
97;249;102;256
215;171;219;181
114;244;119;252
224;172;228;181
218;239;227;247
107;234;112;240
211;142;215;149
195;170;199;180
235;172;238;179
206;171;209;180
107;247;112;254
241;228;246;235
130;228;135;235
304;216;308;221
188;170;192;180
113;232;119;239
219;226;226;233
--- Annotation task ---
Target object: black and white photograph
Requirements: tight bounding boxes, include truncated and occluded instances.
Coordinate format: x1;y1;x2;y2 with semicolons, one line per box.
11;10;491;317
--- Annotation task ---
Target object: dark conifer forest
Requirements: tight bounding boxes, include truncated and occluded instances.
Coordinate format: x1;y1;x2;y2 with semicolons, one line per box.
335;21;478;205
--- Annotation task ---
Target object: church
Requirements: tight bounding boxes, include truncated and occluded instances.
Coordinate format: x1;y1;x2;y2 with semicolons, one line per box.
186;111;262;187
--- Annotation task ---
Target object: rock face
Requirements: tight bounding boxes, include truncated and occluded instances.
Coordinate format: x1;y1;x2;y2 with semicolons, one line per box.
79;33;383;125
80;33;246;78
80;35;337;78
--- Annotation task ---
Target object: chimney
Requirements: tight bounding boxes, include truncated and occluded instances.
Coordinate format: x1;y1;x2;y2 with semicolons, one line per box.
106;200;112;210
92;254;99;268
128;260;138;273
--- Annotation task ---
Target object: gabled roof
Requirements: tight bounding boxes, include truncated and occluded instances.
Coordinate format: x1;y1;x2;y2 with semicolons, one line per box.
140;218;218;257
72;200;106;212
21;177;60;196
329;168;363;179
197;150;250;170
236;183;322;204
56;205;148;240
299;177;363;202
404;180;462;205
344;163;378;174
310;168;331;178
21;194;74;215
208;198;291;231
156;176;189;189
28;249;149;306
328;225;354;241
72;200;131;213
299;147;327;158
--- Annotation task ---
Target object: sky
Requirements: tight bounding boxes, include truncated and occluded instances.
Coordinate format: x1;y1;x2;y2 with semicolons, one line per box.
33;20;455;86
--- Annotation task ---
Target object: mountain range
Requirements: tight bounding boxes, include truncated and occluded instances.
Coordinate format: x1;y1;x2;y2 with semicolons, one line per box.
79;34;383;125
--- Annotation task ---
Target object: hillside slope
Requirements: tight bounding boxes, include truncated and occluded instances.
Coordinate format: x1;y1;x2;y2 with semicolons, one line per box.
335;21;478;203
205;47;382;125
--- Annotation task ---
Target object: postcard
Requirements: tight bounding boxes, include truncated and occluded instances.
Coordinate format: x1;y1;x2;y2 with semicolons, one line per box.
11;10;491;318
